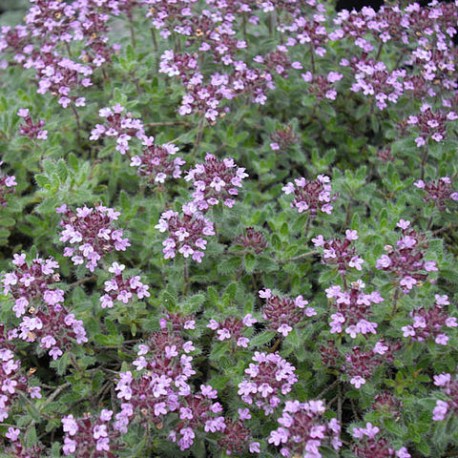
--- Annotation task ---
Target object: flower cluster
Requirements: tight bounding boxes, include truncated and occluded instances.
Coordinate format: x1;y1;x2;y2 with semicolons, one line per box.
0;164;17;207
90;104;145;155
2;254;87;359
282;175;335;217
155;209;215;262
159;49;276;122
56;204;130;272
372;392;402;416
234;227;268;254
376;220;437;293
268;400;342;457
115;327;196;432
62;411;122;457
2;253;63;317
432;373;458;422
303;71;343;101
130;136;184;185
258;288;316;337
168;386;226;451
218;412;260;455
0;0;122;108
0;326;42;422
207;314;256;348
17;307;87;360
238;352;297;415
344;341;399;389
100;263;150;309
313;230;364;274
185;153;248;210
414;177;458;211
402;295;457;346
350;61;405;110
406;106;456;147
270;125;298;152
352;422;411;458
30;50;93;109
326;281;383;338
17;108;47;140
2;428;44;457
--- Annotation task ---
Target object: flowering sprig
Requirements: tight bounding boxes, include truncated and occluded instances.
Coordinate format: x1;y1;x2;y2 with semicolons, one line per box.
0;163;17;207
17;108;47;140
376;220;437;293
155;209;215;262
234;227;268;254
2;253;63;318
414;177;458;211
238;352;297;415
62;410;122;457
100;263;150;309
326;281;383;338
270;125;297;152
432;373;458;421
115;327;196;432
352;422;411;458
0;326;42;422
302;71;343;101
207;314;257;348
2;254;87;359
17;307;87;360
90;104;145;155
56;204;130;272
313;230;364;274
185;153;248;211
130;136;184;185
350;61;405;110
405;106;456;147
344;341;400;389
268;400;342;457
168;386;226;451
30;50;92;109
2;428;44;457
282;175;335;217
258;288;316;337
401;294;457;346
217;409;260;455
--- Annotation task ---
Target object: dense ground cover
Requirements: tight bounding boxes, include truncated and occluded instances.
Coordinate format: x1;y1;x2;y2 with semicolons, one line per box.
0;0;457;457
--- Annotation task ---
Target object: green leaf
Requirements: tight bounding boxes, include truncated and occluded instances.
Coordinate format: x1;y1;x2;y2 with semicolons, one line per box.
24;426;37;448
244;253;256;273
250;331;276;348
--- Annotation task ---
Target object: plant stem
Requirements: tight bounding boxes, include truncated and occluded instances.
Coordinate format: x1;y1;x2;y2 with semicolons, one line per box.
375;42;384;61
183;259;189;296
426;213;434;231
391;287;400;317
242;15;247;42
310;44;316;74
304;215;312;239
337;383;342;423
281;250;318;264
340;272;348;290
70;104;82;145
64;42;73;58
41;382;71;409
151;28;158;53
69;275;97;288
420;146;428;180
269;337;282;353
128;12;137;49
192;117;205;155
316;379;339;399
145;121;191;127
